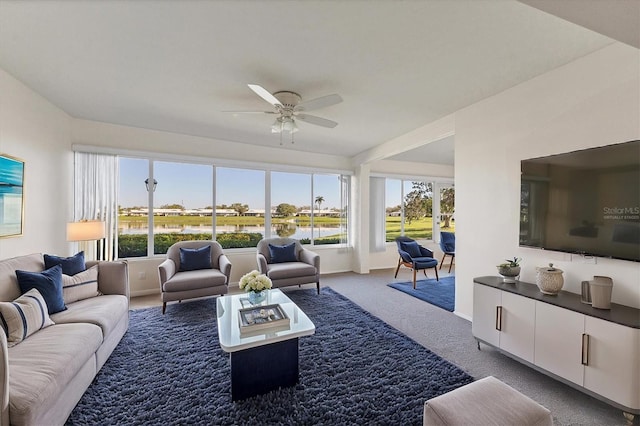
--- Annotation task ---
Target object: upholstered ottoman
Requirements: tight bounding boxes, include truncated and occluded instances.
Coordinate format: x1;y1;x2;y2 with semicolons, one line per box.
423;376;553;426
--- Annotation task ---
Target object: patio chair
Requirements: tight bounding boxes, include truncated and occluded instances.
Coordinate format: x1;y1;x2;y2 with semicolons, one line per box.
439;231;456;273
394;236;439;289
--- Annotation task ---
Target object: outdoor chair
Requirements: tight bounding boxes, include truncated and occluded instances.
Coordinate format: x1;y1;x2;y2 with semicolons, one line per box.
256;237;320;294
158;240;231;314
394;236;439;289
439;231;456;273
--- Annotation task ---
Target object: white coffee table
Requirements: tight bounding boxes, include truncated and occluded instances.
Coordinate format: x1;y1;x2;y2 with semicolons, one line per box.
216;289;315;401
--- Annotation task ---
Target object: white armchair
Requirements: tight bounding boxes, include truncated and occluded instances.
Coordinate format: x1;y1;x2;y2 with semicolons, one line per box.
256;238;320;294
158;240;231;314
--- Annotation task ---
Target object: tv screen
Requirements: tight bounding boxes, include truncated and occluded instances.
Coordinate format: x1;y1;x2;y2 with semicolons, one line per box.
520;140;640;262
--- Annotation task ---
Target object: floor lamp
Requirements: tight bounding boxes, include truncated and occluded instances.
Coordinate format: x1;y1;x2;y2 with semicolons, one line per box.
67;220;106;261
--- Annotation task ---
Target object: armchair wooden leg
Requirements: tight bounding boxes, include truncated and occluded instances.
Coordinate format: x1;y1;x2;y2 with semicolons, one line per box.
413;268;417;289
434;266;439;281
394;257;402;278
448;256;454;273
316;281;320;295
440;253;446;270
162;302;166;315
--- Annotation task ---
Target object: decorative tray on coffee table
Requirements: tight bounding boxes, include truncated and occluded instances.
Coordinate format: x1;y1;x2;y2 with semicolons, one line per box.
238;304;290;335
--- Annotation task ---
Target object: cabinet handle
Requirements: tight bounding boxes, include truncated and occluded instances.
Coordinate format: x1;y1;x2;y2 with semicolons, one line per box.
581;333;590;366
495;306;503;331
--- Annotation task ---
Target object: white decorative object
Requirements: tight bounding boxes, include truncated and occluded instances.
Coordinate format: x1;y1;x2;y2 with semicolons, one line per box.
535;263;564;295
589;276;613;310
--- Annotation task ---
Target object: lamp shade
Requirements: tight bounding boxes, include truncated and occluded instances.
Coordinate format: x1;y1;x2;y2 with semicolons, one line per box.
67;220;106;241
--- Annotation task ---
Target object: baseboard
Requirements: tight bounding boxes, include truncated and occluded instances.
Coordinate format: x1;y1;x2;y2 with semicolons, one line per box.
130;288;160;298
454;311;472;322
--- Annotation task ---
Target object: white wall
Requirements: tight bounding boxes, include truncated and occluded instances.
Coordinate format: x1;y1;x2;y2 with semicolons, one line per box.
455;43;640;317
0;69;72;259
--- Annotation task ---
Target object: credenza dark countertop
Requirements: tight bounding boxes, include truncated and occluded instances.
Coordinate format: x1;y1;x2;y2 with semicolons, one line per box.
474;276;640;329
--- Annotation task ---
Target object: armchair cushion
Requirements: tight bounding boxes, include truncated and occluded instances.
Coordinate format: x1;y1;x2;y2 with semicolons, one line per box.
179;245;212;272
400;241;422;258
268;243;298;264
266;262;317;280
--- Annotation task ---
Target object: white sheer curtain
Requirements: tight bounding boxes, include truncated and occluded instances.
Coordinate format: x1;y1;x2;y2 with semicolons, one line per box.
369;177;386;252
73;152;119;261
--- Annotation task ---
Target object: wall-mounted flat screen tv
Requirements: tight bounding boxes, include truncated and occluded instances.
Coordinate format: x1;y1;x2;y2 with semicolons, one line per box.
520;140;640;262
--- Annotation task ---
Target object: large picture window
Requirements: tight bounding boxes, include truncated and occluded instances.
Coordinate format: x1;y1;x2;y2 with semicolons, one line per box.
116;156;350;258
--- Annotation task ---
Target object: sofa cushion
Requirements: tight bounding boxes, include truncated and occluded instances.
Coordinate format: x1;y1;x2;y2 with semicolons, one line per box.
0;288;54;347
0;253;44;302
44;251;86;276
179;245;212;271
62;265;100;304
163;269;228;292
7;322;102;425
266;262;316;280
16;265;67;314
268;242;297;263
50;294;128;339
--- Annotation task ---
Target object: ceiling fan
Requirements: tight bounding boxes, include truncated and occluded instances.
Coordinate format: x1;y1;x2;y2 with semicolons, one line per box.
228;84;342;142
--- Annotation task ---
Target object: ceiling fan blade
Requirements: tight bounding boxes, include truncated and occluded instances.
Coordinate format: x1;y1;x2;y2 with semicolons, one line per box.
222;110;277;114
248;84;283;107
296;113;338;128
294;94;342;112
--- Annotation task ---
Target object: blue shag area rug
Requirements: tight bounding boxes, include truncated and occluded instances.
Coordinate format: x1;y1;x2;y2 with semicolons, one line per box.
66;287;472;425
388;276;455;312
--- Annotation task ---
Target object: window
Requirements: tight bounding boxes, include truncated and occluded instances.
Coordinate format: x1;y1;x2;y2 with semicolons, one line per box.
380;178;435;243
118;158;150;258
153;161;213;254
403;180;433;240
313;174;347;245
216;167;265;249
272;171;311;241
117;156;350;258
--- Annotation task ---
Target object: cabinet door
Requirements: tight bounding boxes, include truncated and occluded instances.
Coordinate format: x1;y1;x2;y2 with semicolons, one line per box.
583;316;640;410
534;301;584;385
472;284;501;347
500;292;535;362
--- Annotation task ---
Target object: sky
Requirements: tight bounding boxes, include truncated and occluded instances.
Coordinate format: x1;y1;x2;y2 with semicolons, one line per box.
118;158;343;209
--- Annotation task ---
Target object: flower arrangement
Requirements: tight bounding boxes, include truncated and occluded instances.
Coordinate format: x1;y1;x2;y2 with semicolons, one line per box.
239;270;273;293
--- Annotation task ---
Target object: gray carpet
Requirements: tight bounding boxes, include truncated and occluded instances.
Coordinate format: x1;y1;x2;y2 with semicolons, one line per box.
328;269;633;426
66;287;473;425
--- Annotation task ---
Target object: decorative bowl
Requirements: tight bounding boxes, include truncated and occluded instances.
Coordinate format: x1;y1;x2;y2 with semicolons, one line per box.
497;266;521;283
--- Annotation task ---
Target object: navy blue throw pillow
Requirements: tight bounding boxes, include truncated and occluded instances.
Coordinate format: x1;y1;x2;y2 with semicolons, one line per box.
16;265;67;314
44;251;86;276
268;242;297;263
179;246;212;272
400;241;422;258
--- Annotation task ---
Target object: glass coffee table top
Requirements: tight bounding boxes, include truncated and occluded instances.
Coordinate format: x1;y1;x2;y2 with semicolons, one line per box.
216;288;315;352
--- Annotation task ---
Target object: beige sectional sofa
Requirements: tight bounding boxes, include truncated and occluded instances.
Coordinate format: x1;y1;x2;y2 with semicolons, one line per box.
0;253;129;426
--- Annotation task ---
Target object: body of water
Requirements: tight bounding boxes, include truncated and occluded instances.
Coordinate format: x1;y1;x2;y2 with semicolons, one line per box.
119;222;343;240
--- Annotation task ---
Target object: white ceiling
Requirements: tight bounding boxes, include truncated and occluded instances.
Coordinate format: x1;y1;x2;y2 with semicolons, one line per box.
0;0;631;164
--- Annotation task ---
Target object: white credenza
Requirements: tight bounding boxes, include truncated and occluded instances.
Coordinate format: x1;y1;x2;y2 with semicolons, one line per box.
473;276;640;419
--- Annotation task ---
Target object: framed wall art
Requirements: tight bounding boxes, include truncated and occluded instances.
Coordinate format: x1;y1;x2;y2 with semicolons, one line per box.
0;154;25;238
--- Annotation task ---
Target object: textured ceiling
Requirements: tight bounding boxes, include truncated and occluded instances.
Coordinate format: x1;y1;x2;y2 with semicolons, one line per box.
0;0;618;162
